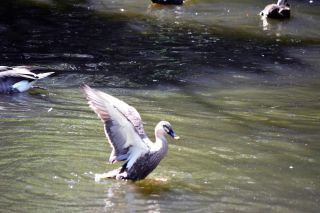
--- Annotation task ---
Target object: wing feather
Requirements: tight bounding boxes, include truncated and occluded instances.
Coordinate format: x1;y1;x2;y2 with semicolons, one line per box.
83;85;149;163
91;90;148;138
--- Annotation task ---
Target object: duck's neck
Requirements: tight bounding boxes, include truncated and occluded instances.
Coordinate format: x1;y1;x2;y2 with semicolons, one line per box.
152;133;168;155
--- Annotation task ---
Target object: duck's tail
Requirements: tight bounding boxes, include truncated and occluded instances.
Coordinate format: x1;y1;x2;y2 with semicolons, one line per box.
94;168;122;182
37;72;55;79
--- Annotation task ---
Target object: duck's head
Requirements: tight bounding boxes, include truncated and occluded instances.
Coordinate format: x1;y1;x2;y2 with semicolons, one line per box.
156;121;180;140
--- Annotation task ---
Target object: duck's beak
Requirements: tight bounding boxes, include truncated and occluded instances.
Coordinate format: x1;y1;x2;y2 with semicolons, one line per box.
169;130;180;140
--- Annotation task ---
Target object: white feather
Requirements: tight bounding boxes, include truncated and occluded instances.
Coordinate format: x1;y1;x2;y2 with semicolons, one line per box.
12;80;35;92
126;146;147;169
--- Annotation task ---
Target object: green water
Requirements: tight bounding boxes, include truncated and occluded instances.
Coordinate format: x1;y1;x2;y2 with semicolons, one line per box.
0;0;319;212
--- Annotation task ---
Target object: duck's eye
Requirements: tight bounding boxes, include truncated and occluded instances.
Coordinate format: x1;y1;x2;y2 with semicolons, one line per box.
163;125;170;133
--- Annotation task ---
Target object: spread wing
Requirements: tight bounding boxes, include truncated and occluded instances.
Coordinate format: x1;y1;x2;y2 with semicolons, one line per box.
83;85;149;163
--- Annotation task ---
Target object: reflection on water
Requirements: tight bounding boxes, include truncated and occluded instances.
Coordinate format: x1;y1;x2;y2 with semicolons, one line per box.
0;0;319;87
0;0;319;212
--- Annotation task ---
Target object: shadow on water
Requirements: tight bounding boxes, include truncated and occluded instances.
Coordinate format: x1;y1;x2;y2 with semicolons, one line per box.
0;0;318;88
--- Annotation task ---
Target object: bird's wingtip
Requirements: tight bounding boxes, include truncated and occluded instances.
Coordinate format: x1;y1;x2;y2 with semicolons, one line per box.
82;84;92;92
82;84;94;99
82;85;97;99
37;71;55;79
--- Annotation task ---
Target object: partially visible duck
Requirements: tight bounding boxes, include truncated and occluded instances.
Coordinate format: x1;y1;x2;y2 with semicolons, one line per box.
260;0;290;19
151;0;183;5
0;66;54;94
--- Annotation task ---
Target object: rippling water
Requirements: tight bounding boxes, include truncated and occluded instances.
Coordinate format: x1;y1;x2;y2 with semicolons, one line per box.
0;0;319;212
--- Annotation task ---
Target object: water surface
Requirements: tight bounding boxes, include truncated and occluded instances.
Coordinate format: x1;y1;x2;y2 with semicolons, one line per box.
0;0;319;212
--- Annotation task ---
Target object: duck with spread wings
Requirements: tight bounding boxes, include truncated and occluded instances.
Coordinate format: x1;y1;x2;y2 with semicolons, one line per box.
83;85;180;181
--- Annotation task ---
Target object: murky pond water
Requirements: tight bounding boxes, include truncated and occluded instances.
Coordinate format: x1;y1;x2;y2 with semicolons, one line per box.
0;0;319;212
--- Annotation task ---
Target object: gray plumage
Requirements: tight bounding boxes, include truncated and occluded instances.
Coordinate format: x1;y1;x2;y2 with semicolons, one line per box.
0;66;54;93
83;85;179;181
260;0;290;19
